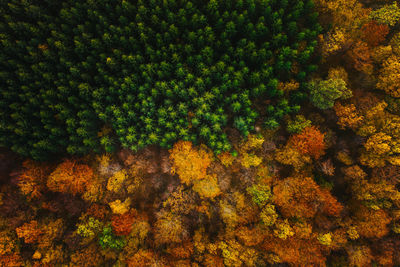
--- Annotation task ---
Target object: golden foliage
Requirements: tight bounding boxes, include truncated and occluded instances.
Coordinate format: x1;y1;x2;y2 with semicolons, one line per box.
169;141;212;185
0;231;18;256
321;28;348;56
275;145;312;170
219;240;259;267
217;152;235;167
47;160;93;195
109;198;131;214
334;102;364;129
377;55;400;98
107;169;127;193
192;174;221;200
154;212;187;245
274;219;294;240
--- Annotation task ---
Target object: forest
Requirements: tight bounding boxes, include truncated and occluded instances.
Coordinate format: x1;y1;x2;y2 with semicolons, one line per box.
0;0;400;266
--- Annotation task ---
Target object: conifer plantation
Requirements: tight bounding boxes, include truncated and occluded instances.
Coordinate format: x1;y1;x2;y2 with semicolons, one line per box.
1;0;400;266
0;0;320;159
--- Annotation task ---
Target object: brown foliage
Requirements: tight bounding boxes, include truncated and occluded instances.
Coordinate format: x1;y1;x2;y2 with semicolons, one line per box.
154;211;188;245
371;165;400;185
347;41;373;74
353;205;391;239
70;243;104;267
87;203;110;221
17;160;52;200
166;241;194;259
362;21;389;47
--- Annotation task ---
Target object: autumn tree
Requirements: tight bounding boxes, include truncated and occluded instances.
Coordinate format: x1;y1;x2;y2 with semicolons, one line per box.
17;160;53;200
370;2;400;27
361;21;389;47
169;141;212;185
347;41;373;74
126;249;161;267
334;102;364;129
377;55;400;98
273;176;342;218
192;174;222;200
47;160;93;195
308;78;352;109
111;210;136;236
289;126;327;160
15;220;43;244
352;205;391;239
275;145;312;170
153;211;188;245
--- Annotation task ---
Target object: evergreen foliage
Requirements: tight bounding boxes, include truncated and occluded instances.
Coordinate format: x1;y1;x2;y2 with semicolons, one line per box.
0;0;320;159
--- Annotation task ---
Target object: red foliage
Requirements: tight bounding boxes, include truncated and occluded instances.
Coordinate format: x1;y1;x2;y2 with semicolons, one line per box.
362;21;389;47
111;210;137;236
289;126;326;160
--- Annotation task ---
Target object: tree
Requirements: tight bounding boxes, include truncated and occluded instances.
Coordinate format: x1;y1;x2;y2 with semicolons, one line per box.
15;220;43;244
154;211;188;245
70;243;104;267
17;160;53;200
289;126;326;160
352;205;391;239
0;0;321;159
308;78;352;109
361;21;389;47
192;174;222;200
321;28;348;56
334;102;364;129
169;141;212;185
111;210;136;236
273;176;342;218
347;41;373;74
98;225;126;250
126;249;160;267
46;159;93;195
275;145;312;170
370;2;400;27
377;55;400;98
287;115;312;134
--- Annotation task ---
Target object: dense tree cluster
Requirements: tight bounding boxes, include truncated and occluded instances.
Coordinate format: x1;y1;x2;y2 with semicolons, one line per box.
0;0;320;159
2;0;400;266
